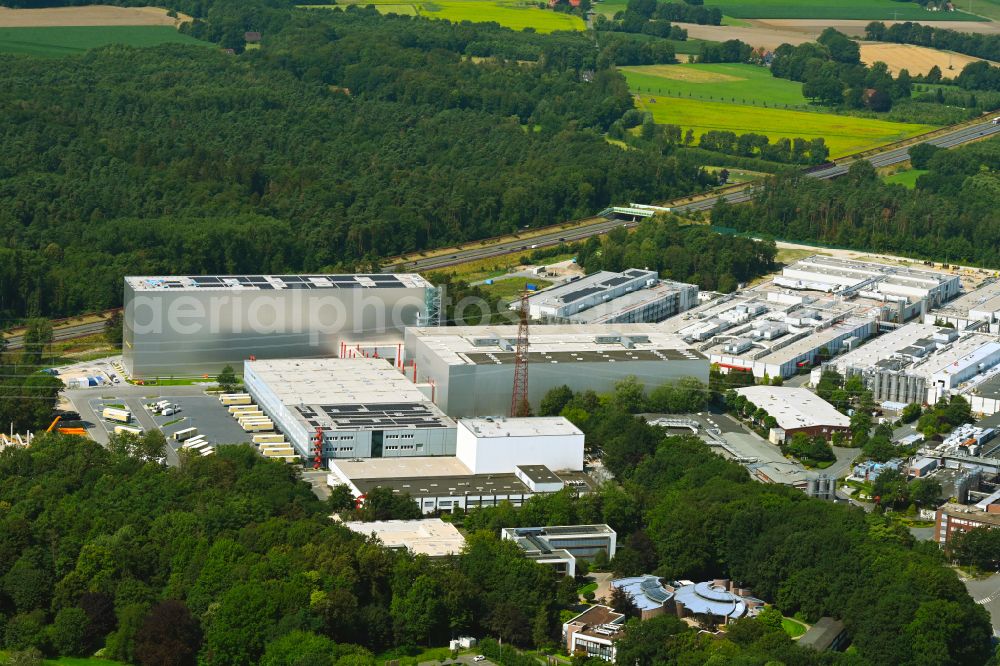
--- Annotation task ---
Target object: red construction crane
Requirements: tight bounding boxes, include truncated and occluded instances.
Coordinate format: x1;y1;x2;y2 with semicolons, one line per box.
510;291;531;417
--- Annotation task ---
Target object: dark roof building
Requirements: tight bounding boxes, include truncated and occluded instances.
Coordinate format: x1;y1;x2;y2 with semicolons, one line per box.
245;31;262;43
798;617;848;652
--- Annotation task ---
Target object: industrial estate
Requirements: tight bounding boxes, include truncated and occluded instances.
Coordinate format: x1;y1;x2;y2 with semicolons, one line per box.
13;249;1000;661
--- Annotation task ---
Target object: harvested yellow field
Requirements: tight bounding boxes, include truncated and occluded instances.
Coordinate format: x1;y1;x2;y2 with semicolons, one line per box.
0;5;190;28
625;64;744;83
859;42;1000;76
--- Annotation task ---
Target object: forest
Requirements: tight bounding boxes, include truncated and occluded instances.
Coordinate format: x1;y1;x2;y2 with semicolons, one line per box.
0;5;713;322
711;135;1000;268
2;385;992;665
463;382;994;665
575;216;778;293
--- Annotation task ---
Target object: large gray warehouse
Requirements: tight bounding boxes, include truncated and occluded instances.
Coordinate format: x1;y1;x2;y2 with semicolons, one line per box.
244;357;456;462
403;324;709;417
123;274;437;378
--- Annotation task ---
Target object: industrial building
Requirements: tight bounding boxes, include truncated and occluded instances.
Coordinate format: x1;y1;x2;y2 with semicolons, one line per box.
403;324;708;417
924;278;1000;331
518;269;697;324
659;289;882;379
327;416;593;513
122;273;438;378
734;386;850;443
457;417;583;474
327;456;595;515
776;255;960;308
502;524;616;576
244;358;456;461
340;518;465;557
817;323;1000;406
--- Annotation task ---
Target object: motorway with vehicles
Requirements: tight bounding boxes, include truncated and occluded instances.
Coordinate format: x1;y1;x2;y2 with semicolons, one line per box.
388;118;1000;273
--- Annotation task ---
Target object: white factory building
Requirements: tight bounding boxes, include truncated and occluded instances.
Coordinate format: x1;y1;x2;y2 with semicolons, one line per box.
924;279;1000;332
327;416;593;514
122;273;437;378
244;357;456;461
340;518;466;557
517;268;698;324
818;323;1000;406
734;386;850;444
776;255;960;309
501;524;617;578
403;324;708;417
660;290;881;379
457;417;584;474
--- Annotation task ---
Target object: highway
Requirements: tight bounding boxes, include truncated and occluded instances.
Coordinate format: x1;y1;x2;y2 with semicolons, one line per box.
4;320;107;350
388;118;1000;272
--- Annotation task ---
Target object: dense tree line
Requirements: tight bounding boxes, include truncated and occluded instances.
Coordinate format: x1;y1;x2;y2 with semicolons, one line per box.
772;29;912;111
595;0;721;32
465;385;994;664
596;32;677;66
0;436;568;663
0;9;712;321
697;130;829;164
576;216;777;293
711;136;1000;269
866;20;1000;64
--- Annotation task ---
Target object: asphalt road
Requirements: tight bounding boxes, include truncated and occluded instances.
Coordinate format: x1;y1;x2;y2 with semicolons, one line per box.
389;118;1000;273
964;572;1000;636
4;320;106;350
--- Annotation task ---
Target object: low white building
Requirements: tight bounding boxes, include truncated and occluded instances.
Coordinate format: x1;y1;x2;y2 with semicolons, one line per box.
340;518;465;557
456;417;584;474
735;386;850;443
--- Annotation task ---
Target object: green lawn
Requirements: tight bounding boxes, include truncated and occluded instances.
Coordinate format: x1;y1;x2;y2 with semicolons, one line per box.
623;63;808;107
593;0;629;17
303;0;585;32
577;581;599;596
783;617;808;638
969;0;1000;20
636;95;937;158
481;276;553;299
706;0;985;20
0;26;210;57
883;168;928;188
0;656;129;666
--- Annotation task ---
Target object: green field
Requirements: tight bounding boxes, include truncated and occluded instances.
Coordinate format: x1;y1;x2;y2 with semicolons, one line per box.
593;0;629;17
0;26;209;57
883;168;928;188
623;63;808;107
783;617;808;638
303;0;585;32
968;0;1000;20
636;95;937;157
706;0;984;20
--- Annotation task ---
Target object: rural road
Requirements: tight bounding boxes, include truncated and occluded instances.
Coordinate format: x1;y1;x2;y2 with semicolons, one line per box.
387;117;1000;273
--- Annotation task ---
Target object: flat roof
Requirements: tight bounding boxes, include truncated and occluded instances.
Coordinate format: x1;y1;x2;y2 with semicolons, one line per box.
798;617;845;651
247;358;454;432
516;464;561;484
570;281;696;324
784;255;954;287
331;457;595;496
939;503;1000;528
126;273;432;292
340;518;465;557
735;386;850;430
460;416;582;438
505;524;615;538
525;269;658;306
935;279;1000;317
831;323;946;370
406;324;702;366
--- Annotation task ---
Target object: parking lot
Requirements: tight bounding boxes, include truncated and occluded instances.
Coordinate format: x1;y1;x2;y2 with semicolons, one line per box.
68;382;255;450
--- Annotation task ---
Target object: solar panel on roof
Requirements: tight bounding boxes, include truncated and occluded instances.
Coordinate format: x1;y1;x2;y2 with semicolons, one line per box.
562;286;604;303
602;276;631;287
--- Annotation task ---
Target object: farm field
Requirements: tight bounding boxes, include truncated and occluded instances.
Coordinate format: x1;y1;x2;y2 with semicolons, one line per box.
621;62;808;107
0;25;209;56
859;42;1000;76
302;0;585;32
704;0;983;21
593;0;628;18
0;5;188;27
635;95;937;157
